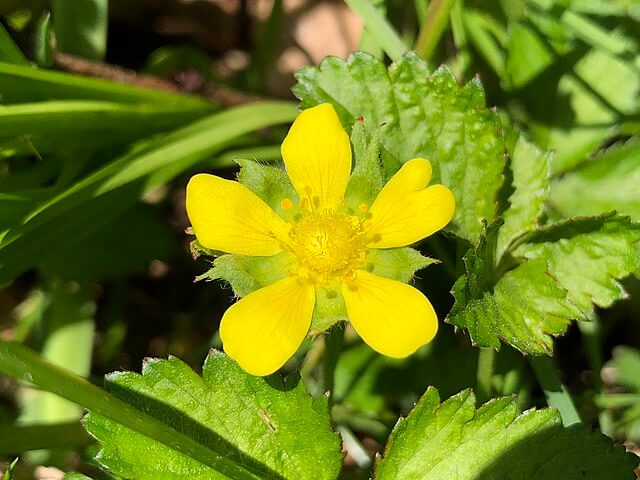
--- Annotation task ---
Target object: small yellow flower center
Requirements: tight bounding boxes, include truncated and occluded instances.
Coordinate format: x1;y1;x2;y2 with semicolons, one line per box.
283;208;369;287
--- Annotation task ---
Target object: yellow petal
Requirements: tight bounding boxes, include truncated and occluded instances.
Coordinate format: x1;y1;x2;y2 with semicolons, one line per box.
281;104;351;209
342;271;438;358
220;277;315;376
186;173;290;256
368;158;455;248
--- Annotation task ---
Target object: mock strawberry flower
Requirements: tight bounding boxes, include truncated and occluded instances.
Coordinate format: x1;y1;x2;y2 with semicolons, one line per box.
186;103;455;376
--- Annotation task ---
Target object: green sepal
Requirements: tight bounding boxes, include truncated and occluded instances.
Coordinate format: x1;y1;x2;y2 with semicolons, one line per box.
345;120;385;209
236;158;297;216
196;253;291;297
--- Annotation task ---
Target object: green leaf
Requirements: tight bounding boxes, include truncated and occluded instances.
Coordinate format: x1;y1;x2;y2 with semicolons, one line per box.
0;61;209;106
515;214;640;313
450;253;579;355
0;100;211;139
0;23;29;65
451;214;640;354
0;422;92;454
62;474;94;480
34;11;53;67
84;352;342;480
550;140;640;222
293;51;507;242
343;0;408;61
376;387;637;479
19;279;95;429
3;458;18;480
53;0;108;60
542;48;639;173
39;204;176;282
0;341;265;479
0;102;297;284
497;135;550;258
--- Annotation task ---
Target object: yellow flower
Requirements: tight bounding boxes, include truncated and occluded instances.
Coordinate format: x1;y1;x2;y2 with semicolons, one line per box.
186;104;455;376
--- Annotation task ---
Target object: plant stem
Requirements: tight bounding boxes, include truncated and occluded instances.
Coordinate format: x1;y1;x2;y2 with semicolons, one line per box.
344;0;407;61
529;356;581;426
0;340;262;480
414;0;457;62
323;325;344;398
449;0;471;79
414;0;429;25
476;348;495;403
0;422;93;454
337;425;371;469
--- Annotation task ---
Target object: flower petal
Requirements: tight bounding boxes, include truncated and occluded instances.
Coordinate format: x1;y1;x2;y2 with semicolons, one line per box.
368;158;455;248
281;103;351;209
186;173;290;256
342;271;438;358
220;277;315;376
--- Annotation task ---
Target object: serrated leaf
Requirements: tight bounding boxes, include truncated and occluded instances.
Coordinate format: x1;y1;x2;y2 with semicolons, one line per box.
84;352;342;480
497;135;550;258
515;214;640;313
293;51;507;242
451;214;640;354
376;387;637;479
550;140;640;222
450;257;580;354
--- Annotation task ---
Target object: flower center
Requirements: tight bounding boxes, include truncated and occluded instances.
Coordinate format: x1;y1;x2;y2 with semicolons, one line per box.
284;208;369;286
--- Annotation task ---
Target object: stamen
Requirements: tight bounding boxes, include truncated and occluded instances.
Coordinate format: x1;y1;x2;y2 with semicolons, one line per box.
358;204;368;213
280;198;293;211
283;207;369;287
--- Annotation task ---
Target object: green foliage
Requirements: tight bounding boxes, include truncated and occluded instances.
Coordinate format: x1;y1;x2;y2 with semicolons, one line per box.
0;23;28;65
598;346;640;442
376;387;637;479
497;135;550;257
84;352;342;480
293;51;507;243
62;474;93;480
0;102;298;285
40;205;176;281
53;0;108;60
515;214;640;313
550;140;640;222
450;228;579;354
462;1;640;173
451;214;640;354
2;458;17;480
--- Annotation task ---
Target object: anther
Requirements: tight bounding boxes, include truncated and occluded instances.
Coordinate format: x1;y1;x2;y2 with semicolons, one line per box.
280;198;293;211
358;204;368;213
